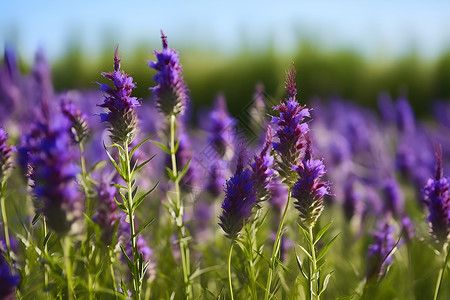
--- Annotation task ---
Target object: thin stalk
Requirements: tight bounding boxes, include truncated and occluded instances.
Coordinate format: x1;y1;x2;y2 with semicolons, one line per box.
169;114;192;299
109;248;118;300
43;218;49;295
264;187;292;300
433;243;450;300
246;224;258;300
308;226;319;300
63;236;74;300
124;142;141;300
228;242;235;300
0;188;11;255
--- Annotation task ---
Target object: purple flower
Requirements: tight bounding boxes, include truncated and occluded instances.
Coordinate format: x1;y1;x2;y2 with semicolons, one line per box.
219;156;256;239
401;216;415;242
366;221;396;282
207;94;236;161
0;255;20;299
98;48;140;145
93;181;119;245
291;138;330;227
61;100;90;144
396;97;415;134
0;128;15;183
382;177;404;218
206;159;228;196
149;31;189;117
271;65;310;185
423;149;450;244
343;178;362;221
250;126;274;202
21;116;83;236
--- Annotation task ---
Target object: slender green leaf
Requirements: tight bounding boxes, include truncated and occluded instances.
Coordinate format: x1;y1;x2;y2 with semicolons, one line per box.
297;244;313;261
112;183;127;190
317;233;340;261
174;138;181;153
88;160;107;173
114;196;127;211
166;167;176;181
132;218;155;239
32;213;42;225
43;232;52;248
119;245;135;276
319;271;333;296
176;159;191;182
151;141;171;154
133;182;159;210
103;143;125;181
130;135;154;157
106;143;125;153
314;221;333;245
132;154;157;176
294;248;308;279
132;185;139;199
298;223;312;245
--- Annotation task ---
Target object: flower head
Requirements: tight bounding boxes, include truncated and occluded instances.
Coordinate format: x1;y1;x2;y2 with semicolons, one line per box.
149;31;189;117
250;126;274;202
366;221;396;282
382;177;404;218
61;100;90;144
98;48;140;145
292;137;330;227
219;155;256;240
271;65;310;185
423;148;450;245
0;128;15;184
20;116;83;236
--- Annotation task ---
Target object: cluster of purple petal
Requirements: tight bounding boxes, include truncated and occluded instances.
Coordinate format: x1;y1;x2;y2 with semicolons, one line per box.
60;100;90;144
149;31;189;116
423;152;450;244
366;221;396;282
98;51;140;144
250;126;274;202
219;158;256;239
292;141;330;227
20;116;83;236
93;181;119;245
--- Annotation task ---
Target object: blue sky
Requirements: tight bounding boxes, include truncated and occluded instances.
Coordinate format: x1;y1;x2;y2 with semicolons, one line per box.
1;0;450;62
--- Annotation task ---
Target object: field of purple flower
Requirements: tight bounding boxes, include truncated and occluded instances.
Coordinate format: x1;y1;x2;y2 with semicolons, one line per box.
0;32;449;300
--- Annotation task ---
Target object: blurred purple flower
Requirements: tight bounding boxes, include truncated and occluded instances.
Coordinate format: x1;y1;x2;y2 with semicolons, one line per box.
20;116;83;236
382;177;404;218
0;255;20;300
219;155;256;240
422;149;450;244
93;181;119;245
366;221;396;282
98;48;140;145
401;216;415;242
268;179;288;214
206;159;228;196
250;126;274;202
343;178;362;221
149;31;189;117
61;100;90;144
292;138;330;227
396;97;415;134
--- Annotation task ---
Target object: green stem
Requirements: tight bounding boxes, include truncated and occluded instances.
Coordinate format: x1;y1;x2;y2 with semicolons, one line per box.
264;187;292;300
43;218;49;295
109;248;118;300
63;236;74;300
0;188;11;256
308;226;319;300
169;114;192;299
124;142;141;300
433;243;450;300
228;242;235;300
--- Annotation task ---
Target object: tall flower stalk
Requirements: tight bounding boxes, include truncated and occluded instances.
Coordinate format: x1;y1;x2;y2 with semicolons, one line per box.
149;31;192;298
99;48;157;300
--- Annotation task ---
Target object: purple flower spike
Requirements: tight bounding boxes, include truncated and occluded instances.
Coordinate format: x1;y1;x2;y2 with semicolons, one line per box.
250;126;275;202
0;128;15;184
149;31;189;117
271;65;310;185
219;155;256;240
291;137;330;227
0;255;20;299
93;181;119;245
98;48;140;145
366;221;396;282
382;177;404;218
21;116;83;236
423;148;450;244
61;100;90;144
